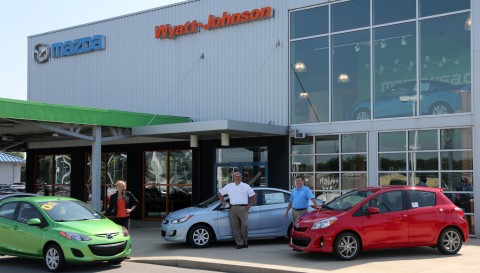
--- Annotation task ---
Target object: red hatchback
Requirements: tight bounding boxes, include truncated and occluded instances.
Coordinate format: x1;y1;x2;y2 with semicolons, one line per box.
289;186;469;260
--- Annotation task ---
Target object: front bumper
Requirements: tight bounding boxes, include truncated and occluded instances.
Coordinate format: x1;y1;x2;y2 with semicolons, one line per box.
62;238;131;263
289;226;336;253
160;224;189;243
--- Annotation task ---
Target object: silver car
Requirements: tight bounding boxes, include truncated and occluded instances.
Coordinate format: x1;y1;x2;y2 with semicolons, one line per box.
161;187;296;248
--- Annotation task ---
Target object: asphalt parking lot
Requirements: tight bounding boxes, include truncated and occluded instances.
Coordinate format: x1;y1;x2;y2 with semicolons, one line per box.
128;221;480;273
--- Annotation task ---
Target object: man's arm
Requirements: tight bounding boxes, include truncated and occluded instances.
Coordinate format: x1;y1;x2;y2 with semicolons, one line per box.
218;191;226;207
246;194;256;211
285;201;292;218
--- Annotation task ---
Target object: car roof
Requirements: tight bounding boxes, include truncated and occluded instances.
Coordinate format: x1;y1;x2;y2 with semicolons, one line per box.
0;194;76;202
354;186;442;193
0;192;39;201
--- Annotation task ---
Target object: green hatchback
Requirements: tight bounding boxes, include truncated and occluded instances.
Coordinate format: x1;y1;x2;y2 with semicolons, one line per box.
0;196;131;272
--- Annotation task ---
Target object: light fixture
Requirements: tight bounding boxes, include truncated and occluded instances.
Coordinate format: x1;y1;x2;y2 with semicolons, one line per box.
401;36;407;46
380;39;386;48
294;61;306;72
465;14;471;31
299;91;309;98
221;133;229;146
190;135;198;147
338;73;350;83
1;135;14;141
52;133;59;137
354;43;360;52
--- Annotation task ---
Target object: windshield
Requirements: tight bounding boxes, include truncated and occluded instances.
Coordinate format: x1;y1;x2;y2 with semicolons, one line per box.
323;190;375;211
38;200;104;222
195;194;231;208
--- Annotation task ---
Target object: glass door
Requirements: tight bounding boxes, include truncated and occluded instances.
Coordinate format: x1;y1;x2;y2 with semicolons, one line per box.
215;163;267;192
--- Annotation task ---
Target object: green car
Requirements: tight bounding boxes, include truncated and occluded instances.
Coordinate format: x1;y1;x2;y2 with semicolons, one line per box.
0;195;131;272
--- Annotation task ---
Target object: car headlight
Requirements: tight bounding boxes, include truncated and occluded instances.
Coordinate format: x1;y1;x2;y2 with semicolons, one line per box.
122;226;129;237
59;231;92;241
171;215;193;224
311;217;337;230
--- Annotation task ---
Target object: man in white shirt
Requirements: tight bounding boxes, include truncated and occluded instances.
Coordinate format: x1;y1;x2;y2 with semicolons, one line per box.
218;171;256;249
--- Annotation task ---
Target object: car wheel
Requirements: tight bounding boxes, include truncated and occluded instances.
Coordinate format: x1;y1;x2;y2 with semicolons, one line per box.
353;109;370;120
44;244;66;272
437;227;462;255
188;224;213;248
429;102;451;115
333;232;361;260
287;224;293;238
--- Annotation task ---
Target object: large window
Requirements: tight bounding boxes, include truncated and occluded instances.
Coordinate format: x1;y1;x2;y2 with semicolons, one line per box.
85;152;127;210
378;127;474;233
290;133;367;203
290;0;471;123
34;155;71;197
144;150;192;219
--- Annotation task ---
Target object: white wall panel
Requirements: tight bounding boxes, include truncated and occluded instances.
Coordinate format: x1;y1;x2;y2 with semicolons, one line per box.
28;0;289;126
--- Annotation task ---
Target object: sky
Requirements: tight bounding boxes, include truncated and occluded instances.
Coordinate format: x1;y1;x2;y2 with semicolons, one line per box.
0;0;184;101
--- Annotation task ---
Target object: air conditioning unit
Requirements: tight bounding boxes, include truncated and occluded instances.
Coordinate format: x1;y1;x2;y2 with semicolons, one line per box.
289;129;306;139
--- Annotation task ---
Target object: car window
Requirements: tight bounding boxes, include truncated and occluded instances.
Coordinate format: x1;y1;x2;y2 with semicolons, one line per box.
363;191;403;213
16;202;43;224
0;202;18;220
39;200;103;222
407;190;436;208
261;190;289;206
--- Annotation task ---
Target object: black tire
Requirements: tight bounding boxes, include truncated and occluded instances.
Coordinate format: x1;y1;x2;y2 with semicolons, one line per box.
333;232;361;260
44;244;66;272
353;108;370;120
287;224;293;238
188;224;213;248
437;227;462;255
429;102;451;115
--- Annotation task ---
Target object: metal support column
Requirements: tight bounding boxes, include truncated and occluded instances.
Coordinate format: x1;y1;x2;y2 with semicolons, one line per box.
91;126;102;211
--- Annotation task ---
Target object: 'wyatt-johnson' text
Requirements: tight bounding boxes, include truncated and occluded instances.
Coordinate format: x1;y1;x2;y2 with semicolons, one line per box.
155;6;272;40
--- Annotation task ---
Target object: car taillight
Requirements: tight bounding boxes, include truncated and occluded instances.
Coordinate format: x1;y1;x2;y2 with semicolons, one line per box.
454;207;465;218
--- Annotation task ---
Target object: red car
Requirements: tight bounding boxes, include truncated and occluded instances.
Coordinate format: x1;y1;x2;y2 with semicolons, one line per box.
289;186;469;260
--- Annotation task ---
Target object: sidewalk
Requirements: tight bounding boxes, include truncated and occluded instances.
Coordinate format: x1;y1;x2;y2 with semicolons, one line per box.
128;221;480;273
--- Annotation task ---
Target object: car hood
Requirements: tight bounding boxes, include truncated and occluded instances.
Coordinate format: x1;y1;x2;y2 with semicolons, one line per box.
165;206;209;220
298;209;343;225
54;219;123;235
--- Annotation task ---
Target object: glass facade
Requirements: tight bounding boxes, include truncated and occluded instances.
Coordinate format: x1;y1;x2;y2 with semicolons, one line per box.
290;0;471;123
290;0;474;235
290;134;367;203
34;155;71;197
143;150;192;219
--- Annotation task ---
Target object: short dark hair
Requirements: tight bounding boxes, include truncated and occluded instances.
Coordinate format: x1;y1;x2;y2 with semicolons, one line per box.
295;175;304;181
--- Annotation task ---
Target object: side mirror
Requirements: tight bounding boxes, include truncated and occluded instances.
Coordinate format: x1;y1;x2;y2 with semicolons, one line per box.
26;218;42;226
219;202;231;210
367;207;380;214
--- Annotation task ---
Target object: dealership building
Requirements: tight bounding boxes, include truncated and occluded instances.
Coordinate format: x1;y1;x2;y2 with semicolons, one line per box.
3;0;475;235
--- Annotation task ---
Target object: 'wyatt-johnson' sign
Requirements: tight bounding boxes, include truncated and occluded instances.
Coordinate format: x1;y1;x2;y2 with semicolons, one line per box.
155;6;273;40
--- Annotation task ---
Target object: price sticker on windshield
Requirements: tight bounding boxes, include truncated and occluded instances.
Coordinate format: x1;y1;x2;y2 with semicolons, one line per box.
41;202;57;210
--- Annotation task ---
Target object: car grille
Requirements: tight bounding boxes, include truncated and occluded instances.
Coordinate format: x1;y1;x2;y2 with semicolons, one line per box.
162;219;169;224
161;230;166;237
291;236;311;247
95;232;119;239
293;226;307;232
88;241;127;256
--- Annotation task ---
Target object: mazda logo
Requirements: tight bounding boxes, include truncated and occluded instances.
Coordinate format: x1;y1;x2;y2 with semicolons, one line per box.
33;44;50;63
106;233;114;240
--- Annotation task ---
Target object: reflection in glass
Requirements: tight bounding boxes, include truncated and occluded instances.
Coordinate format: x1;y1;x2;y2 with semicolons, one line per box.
409;151;438;171
379;131;406;152
55;155;71;185
441;128;472;149
316;155;339;172
373;23;416;119
291;37;329;124
419;0;470;18
331;0;370;32
441;151;473;171
332;30;370;121
379;153;406;171
316;135;339;153
408;130;437;151
291;137;313;154
215;147;267;163
291;155;313;172
341;173;367;189
379;173;407;186
342;133;367;153
420;13;471;115
290;6;328;39
373;0;415;25
342;155;367;172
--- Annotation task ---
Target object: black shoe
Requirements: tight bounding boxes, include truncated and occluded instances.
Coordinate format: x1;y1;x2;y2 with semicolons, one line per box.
236;245;243;249
243;244;248;248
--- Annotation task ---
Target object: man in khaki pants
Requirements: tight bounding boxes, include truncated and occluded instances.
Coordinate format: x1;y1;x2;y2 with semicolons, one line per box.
218;172;256;249
286;175;320;225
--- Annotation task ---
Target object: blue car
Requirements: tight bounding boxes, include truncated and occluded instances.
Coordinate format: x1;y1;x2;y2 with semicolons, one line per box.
349;80;470;120
161;187;312;248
